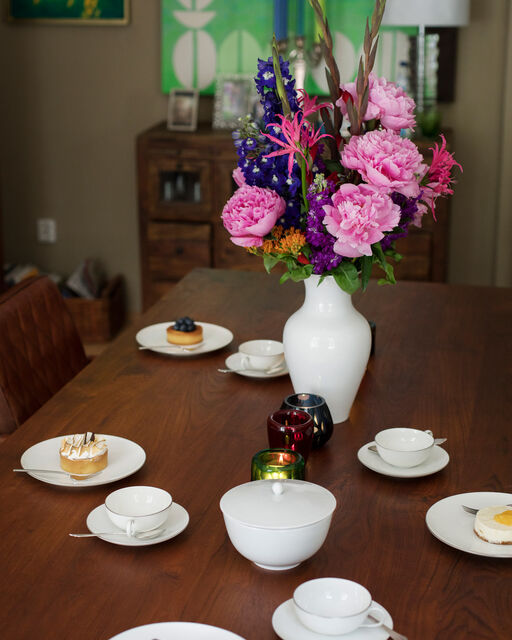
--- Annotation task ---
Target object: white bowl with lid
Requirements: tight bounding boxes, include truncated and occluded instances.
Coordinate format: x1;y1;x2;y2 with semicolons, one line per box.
219;479;337;570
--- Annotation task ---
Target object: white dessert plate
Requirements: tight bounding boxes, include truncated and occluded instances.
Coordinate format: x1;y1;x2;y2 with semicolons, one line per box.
107;621;245;639
224;352;288;378
20;435;145;488
426;491;512;558
136;322;233;356
357;442;449;478
87;502;189;547
272;599;393;640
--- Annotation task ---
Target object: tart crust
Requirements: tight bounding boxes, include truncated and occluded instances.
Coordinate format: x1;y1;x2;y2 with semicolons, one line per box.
474;528;512;545
166;324;203;345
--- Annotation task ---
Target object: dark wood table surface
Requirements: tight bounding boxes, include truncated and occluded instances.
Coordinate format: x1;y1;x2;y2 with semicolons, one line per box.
1;268;511;640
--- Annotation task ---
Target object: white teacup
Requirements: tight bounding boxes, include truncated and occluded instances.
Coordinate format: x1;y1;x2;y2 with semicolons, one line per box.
375;427;435;468
293;578;385;635
238;340;284;371
105;486;172;536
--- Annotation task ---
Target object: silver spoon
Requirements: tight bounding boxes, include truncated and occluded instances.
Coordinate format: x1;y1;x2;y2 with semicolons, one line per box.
368;438;447;453
13;468;102;479
368;614;408;640
138;343;202;352
69;527;165;539
218;363;285;374
462;503;512;515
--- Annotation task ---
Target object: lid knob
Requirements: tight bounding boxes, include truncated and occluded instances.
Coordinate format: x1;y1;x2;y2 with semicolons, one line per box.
272;481;284;496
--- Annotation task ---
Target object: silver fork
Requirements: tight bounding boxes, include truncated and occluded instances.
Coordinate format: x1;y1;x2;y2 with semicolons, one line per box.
462;503;512;515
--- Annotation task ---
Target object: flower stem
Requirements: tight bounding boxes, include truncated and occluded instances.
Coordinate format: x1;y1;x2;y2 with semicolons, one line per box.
300;158;308;211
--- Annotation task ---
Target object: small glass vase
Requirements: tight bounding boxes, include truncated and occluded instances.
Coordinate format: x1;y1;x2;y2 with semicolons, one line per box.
267;409;314;462
280;393;333;449
251;448;305;481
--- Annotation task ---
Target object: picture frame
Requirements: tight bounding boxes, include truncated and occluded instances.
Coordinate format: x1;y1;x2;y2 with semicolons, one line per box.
7;0;130;25
213;75;254;130
167;89;199;132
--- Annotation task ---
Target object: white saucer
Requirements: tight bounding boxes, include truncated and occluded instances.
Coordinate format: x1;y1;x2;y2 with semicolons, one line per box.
272;599;393;640
357;442;449;478
86;502;189;546
224;352;288;378
136;322;233;356
108;621;245;639
20;435;146;487
426;491;512;558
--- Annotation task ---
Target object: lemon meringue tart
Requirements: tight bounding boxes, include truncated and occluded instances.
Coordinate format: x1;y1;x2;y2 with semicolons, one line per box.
59;433;108;476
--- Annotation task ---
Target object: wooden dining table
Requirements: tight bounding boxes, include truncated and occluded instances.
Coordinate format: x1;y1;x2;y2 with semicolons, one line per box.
0;267;511;640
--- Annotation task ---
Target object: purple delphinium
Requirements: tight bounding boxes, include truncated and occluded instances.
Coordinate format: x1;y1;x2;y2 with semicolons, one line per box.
380;192;420;251
233;56;303;229
305;176;343;274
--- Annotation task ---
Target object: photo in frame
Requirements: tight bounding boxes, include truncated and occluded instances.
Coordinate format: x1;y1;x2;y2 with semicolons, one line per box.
8;0;130;24
213;75;254;130
167;89;199;132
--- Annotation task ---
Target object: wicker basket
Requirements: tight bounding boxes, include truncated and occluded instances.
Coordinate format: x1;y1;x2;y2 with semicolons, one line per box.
65;275;125;343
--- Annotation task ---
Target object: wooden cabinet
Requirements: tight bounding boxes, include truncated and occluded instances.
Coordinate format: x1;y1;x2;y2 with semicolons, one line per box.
137;122;451;309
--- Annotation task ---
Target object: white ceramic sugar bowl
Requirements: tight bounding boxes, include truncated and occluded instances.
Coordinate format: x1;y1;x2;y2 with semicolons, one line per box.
219;479;336;571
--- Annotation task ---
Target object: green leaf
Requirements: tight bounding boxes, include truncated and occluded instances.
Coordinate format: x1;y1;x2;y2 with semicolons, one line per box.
289;264;314;282
324;159;344;174
360;255;373;291
263;254;280;273
332;262;361;294
280;272;291;284
373;242;396;285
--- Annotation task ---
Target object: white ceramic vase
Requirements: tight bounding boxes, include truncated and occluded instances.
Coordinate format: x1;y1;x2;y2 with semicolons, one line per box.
283;275;371;424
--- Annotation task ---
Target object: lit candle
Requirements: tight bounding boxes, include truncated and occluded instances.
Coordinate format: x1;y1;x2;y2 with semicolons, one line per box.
274;0;288;41
314;0;326;43
267;409;314;462
251;448;305;481
296;0;305;37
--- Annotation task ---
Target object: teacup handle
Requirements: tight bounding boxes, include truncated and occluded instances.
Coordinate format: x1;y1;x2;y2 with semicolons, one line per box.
240;356;250;370
360;607;385;628
125;520;135;536
424;429;433;436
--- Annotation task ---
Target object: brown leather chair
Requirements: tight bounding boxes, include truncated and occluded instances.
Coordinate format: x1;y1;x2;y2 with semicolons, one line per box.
0;275;88;437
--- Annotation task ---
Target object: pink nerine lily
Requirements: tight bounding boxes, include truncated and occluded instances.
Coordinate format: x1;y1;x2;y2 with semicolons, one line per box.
421;135;462;219
297;89;332;117
262;111;333;177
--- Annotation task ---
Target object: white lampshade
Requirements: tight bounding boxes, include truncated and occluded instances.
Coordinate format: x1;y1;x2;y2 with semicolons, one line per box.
382;0;470;27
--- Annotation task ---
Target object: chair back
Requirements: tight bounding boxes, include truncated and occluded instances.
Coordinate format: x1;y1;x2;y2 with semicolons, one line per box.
0;275;87;435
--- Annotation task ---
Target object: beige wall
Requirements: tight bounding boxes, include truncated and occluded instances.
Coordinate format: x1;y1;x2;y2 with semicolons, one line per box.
1;0;511;314
0;0;167;311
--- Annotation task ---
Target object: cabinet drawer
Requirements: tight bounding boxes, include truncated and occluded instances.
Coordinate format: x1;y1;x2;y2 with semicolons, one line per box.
147;223;212;279
147;156;212;221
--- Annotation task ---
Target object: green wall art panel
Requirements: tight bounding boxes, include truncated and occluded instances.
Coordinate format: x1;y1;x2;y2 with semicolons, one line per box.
161;0;414;95
8;0;129;22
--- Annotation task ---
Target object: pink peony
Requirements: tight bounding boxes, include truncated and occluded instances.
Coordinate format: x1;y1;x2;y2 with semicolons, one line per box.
232;167;246;187
342;129;427;198
323;183;401;258
221;185;285;247
336;73;416;132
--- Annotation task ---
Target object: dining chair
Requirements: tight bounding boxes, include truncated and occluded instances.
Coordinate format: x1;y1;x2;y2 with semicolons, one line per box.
0;275;88;439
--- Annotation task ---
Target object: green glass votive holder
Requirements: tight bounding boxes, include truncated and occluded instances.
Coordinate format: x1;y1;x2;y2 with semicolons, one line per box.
251;448;305;481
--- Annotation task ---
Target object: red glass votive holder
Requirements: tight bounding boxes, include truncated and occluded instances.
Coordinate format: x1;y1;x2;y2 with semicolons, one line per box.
251;448;305;481
267;409;314;462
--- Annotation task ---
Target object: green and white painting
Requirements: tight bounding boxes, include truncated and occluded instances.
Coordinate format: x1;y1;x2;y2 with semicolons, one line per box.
161;0;415;95
8;0;129;22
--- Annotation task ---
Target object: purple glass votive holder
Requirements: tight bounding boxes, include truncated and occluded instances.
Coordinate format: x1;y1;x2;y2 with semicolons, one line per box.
267;409;314;462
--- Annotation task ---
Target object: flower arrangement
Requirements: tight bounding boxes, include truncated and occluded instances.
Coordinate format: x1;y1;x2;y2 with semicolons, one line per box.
221;0;462;294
